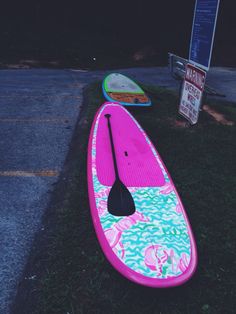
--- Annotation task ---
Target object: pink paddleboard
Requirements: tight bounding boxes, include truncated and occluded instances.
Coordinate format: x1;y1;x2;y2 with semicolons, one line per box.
87;102;197;287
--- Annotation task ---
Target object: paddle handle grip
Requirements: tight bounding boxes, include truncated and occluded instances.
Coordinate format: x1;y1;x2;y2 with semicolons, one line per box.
105;114;119;179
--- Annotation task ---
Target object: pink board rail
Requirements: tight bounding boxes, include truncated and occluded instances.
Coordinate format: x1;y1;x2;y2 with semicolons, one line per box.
87;102;197;287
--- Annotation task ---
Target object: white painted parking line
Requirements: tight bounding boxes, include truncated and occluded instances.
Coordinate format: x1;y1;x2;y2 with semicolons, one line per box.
0;170;59;177
0;118;71;123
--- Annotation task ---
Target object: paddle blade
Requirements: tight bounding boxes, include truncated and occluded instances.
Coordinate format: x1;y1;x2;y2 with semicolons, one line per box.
107;179;136;216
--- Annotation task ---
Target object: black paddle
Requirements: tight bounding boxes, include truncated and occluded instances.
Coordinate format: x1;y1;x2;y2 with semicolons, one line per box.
104;113;136;216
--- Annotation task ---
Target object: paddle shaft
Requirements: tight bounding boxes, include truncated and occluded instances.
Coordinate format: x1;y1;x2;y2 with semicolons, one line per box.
104;112;136;217
105;114;119;179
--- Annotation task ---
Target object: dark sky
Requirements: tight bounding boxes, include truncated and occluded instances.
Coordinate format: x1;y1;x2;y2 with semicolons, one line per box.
0;0;235;67
1;1;196;36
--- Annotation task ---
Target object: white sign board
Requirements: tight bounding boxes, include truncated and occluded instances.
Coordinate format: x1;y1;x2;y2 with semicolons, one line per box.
179;63;206;124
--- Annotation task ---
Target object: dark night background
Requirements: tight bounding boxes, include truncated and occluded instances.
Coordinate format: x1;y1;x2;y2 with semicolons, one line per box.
0;0;235;69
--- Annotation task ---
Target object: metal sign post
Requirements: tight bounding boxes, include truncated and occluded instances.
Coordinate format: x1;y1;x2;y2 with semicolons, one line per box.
178;0;220;124
189;0;221;71
179;64;206;125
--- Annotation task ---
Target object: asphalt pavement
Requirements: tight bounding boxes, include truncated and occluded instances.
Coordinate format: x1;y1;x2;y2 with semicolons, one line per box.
0;69;85;313
0;67;235;314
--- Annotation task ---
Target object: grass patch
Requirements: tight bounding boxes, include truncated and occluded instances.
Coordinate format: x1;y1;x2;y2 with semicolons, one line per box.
13;83;236;314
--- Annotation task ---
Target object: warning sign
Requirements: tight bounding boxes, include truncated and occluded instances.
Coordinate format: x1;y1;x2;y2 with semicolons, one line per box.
179;63;206;124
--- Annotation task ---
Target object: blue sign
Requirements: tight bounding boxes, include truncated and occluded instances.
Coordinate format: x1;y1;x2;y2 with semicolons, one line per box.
189;0;220;71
